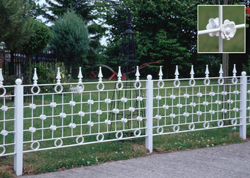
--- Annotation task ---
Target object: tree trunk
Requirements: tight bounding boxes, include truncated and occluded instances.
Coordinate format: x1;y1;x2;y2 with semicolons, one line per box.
69;61;72;83
164;58;170;79
29;55;32;84
9;51;15;75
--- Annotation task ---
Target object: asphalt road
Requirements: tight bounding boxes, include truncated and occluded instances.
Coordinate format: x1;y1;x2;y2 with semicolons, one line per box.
22;141;250;178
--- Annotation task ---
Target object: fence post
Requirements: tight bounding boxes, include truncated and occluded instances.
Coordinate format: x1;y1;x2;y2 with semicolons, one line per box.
240;72;247;139
14;79;23;176
145;75;153;153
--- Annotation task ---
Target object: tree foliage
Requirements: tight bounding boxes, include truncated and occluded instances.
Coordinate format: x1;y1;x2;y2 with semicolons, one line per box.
41;0;107;67
0;0;35;75
0;0;34;49
21;19;53;83
104;0;218;78
50;10;89;82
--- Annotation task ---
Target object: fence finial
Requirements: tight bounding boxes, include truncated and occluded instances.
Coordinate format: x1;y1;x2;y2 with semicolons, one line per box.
205;65;209;78
219;64;223;78
158;66;163;80
33;68;38;86
78;67;83;83
175;65;179;80
135;66;140;81
98;66;103;83
56;67;61;84
0;68;3;87
190;65;194;79
117;66;122;82
233;64;237;77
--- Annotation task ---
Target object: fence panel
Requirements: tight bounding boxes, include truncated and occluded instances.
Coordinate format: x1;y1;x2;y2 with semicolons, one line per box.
246;76;250;126
22;67;147;153
152;65;242;136
0;68;16;156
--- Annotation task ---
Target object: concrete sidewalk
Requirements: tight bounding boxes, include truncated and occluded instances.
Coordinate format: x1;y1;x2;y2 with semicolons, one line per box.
22;141;250;178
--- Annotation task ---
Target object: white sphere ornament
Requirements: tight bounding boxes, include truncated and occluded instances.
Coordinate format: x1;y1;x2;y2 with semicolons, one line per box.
147;75;152;80
15;78;22;85
121;118;128;123
69;123;76;129
221;20;236;40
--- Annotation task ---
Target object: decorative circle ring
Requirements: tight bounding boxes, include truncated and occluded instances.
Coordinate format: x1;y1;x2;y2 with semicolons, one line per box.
54;138;63;147
97;83;105;91
173;80;180;87
232;77;237;84
173;125;180;132
157;81;164;88
0;87;6;97
76;83;84;93
189;79;196;86
204;79;210;85
76;136;84;144
115;131;123;139
157;126;164;134
31;86;40;94
203;122;210;129
134;129;141;137
218;78;224;85
188;123;195;130
31;141;40;150
116;82;123;90
0;145;6;156
231;119;237;125
96;133;104;141
217;120;224;127
54;84;63;93
134;81;141;89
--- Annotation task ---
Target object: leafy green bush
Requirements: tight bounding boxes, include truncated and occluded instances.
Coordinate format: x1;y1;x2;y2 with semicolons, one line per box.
30;62;70;93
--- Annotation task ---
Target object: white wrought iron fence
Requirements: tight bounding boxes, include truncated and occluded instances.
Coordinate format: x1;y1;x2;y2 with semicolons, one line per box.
152;65;244;135
0;64;248;176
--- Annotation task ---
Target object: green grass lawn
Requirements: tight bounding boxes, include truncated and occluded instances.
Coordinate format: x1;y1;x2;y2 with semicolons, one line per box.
0;78;248;177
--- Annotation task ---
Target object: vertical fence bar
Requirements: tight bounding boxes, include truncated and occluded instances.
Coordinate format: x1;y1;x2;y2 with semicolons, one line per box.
145;75;153;153
219;5;223;52
240;72;247;139
14;79;24;176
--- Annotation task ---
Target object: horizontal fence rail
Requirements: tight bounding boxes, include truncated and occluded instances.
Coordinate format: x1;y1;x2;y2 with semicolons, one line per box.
0;64;249;176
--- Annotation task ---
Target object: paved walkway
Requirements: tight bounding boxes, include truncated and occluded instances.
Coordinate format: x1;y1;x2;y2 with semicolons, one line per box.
23;141;250;178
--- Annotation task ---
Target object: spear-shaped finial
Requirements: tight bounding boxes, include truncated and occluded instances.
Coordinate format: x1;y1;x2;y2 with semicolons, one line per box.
232;64;237;77
33;68;38;86
78;67;83;83
117;66;122;82
159;66;163;80
175;65;179;80
135;66;140;81
56;67;61;84
190;65;194;79
205;65;209;78
98;66;103;83
219;64;223;78
0;68;3;87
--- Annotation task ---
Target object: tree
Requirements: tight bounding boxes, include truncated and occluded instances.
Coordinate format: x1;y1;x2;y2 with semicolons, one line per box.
41;0;107;68
21;19;53;83
149;29;191;78
0;0;21;41
104;0;215;78
0;0;35;75
50;10;89;82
